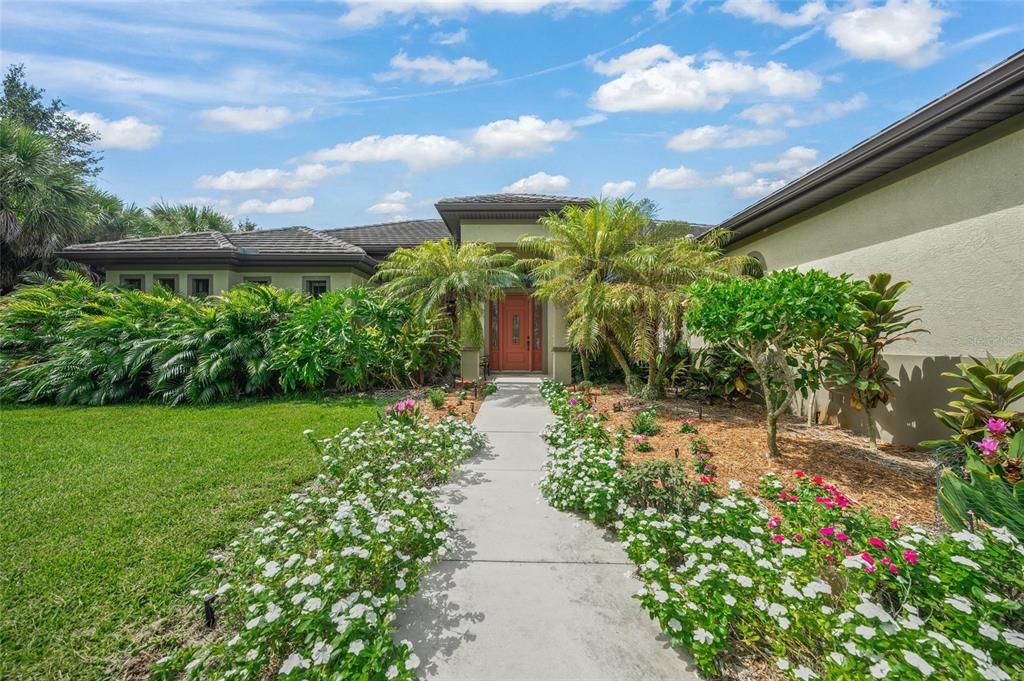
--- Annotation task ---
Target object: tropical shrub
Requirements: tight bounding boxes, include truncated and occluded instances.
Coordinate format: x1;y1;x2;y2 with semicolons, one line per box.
153;412;485;679
629;406;661;435
631;434;653;452
939;427;1024;540
672;344;758;404
538;379;1024;681
827;274;926;446
427;387;447;408
686;269;861;458
0;278;458;405
481;382;497;397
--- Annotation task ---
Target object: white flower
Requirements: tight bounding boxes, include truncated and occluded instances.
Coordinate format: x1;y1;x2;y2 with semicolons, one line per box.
777;658;790;670
794;666;817;680
303;597;323;612
405;653;421;670
262;561;281;578
728;480;742;490
945;596;973;614
279;653;309;675
902;650;935;676
802;580;832;599
820;606;834;615
951;555;981;569
979;622;1000;640
245;648;259;661
951;530;984;551
386;666;399;680
781;547;807;558
693;628;713;644
855;601;894;623
829;652;846;665
855;625;877;639
869;660;891;678
990;526;1015;544
778;616;791;630
668;619;682;632
302;573;322;586
311;641;334;666
653;589;669;603
245;616;262;630
768;603;787;617
1003;629;1024;648
979;664;1010;680
723;594;737;606
734;574;753;588
349;640;365;656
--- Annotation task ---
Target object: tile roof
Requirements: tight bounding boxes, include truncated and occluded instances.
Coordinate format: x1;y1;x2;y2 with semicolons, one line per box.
435;193;591;206
63;226;366;256
323;219;451;251
65;231;235;252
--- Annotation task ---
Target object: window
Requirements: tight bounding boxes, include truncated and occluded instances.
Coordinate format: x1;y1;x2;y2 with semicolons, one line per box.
243;277;272;285
512;313;520;344
155;276;177;293
190;276;211;297
304;278;329;298
533;300;542;349
119;276;143;291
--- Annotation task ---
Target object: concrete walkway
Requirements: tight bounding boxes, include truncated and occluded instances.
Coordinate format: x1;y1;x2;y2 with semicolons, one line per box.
395;377;698;681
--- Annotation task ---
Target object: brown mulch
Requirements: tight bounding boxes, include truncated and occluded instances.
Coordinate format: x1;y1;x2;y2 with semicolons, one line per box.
420;381;484;425
584;385;940;526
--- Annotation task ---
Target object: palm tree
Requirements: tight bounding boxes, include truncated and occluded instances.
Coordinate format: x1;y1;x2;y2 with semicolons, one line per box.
371;238;521;348
0;120;89;293
519;198;652;392
610;226;750;398
147;201;233;234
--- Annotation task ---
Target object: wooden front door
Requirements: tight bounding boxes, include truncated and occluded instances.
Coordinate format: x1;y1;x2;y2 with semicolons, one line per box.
497;293;532;371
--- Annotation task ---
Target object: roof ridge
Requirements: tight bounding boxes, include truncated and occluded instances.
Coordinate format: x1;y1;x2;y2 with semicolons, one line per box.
67;230;223;249
210;231;234;248
301;226;366;253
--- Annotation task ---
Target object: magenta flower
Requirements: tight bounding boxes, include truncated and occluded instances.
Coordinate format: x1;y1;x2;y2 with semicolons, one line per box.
569;398;578;406
868;537;887;551
978;437;1000;455
986;418;1009;436
772;534;785;543
860;552;875;565
768;516;781;529
903;549;918;565
819;527;835;537
835;533;849;542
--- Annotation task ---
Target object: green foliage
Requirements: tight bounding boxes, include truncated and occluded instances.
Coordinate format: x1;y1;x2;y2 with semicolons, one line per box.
672;344;758;404
630;406;662;435
0;277;458;405
686;269;860;457
372;238;521;349
428;386;448;408
621;460;704;515
146;200;234;234
523;198;749;397
1;63;101;175
826;273;926;446
921;350;1024;451
481;382;498;396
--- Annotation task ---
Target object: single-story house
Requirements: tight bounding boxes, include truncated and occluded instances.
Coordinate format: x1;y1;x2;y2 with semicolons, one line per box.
61;51;1024;445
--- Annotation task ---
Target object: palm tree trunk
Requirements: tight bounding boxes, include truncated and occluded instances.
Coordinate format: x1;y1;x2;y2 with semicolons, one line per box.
580;352;591;381
606;340;639;394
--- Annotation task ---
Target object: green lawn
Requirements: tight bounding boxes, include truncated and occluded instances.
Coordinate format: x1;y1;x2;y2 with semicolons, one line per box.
1;398;378;680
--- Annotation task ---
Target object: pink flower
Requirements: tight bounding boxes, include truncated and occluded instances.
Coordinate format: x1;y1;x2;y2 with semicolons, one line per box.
794;470;805;478
772;534;785;543
864;564;877;573
793;534;804;542
987;418;1009;436
978;437;1000;455
384;405;393;415
889;564;899;574
890;518;901;529
835;533;849;542
569;398;578;406
861;552;875;565
903;549;918;565
768;516;781;529
868;537;887;551
819;527;835;536
820;538;833;547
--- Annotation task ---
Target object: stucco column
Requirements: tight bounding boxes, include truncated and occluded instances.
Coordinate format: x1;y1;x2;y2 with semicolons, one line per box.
460;348;481;382
547;300;572;383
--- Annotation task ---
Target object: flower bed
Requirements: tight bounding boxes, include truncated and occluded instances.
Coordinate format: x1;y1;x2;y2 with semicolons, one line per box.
153;402;485;679
540;380;1024;680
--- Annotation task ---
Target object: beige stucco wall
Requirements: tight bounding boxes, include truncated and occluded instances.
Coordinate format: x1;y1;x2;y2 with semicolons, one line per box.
461;220;550;245
727;112;1024;444
103;266;368;295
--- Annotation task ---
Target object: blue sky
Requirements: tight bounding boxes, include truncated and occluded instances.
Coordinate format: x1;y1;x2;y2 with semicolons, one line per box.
3;0;1021;229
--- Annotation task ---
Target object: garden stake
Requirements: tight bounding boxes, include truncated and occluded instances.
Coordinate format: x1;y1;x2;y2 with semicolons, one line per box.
674;447;679;460
204;595;217;628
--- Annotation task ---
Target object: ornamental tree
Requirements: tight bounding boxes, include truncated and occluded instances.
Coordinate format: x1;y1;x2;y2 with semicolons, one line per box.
686;269;860;459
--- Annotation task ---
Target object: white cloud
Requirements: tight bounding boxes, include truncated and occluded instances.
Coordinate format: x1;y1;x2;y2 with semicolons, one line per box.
590;45;821;112
367;190;413;216
199;105;311;132
773;26;822;53
339;0;619;28
722;0;827;27
601;180;637;197
827;0;947;68
572;113;607;127
785;93;867;126
651;0;671;20
183;196;236;218
667;124;784;152
67;111;162;150
236;196;316;214
308;134;474;170
195;164;347;192
733;177;787;198
375;51;496;85
502;171;570;194
473;115;575;157
647;166;702;189
432;28;468;45
738;102;796;126
751;145;819;174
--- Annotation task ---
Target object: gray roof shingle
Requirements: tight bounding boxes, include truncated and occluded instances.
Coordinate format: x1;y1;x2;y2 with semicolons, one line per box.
323;219;451;252
436;193;591;206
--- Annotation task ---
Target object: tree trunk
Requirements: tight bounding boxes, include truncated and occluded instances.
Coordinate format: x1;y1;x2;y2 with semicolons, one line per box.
607;340;640;394
865;402;878;449
642;354;665;400
580;353;591;382
806;392;816;426
766;413;781;459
